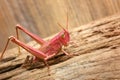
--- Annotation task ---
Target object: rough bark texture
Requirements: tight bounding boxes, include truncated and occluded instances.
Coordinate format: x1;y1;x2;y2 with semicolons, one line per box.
1;14;120;80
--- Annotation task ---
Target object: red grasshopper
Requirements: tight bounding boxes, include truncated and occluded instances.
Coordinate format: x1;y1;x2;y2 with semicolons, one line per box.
0;17;72;74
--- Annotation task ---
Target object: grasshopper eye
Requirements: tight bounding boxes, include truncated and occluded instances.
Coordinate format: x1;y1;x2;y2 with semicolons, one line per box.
61;34;65;38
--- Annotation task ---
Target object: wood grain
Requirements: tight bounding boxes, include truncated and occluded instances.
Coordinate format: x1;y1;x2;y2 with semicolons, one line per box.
0;14;120;80
0;0;120;51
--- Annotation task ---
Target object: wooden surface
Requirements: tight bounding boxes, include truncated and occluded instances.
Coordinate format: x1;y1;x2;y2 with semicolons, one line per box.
1;0;120;51
0;14;120;80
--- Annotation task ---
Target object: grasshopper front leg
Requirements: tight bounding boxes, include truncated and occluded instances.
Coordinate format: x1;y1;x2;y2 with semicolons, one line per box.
62;49;78;57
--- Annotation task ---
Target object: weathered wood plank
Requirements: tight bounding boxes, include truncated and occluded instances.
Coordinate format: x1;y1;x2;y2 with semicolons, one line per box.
1;14;120;80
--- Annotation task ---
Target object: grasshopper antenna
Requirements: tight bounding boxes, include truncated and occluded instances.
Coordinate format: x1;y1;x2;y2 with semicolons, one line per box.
66;10;69;30
57;22;66;31
57;8;69;31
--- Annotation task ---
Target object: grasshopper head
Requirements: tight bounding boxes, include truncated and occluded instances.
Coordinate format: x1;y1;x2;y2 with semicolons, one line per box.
61;29;70;46
58;13;70;46
58;23;70;46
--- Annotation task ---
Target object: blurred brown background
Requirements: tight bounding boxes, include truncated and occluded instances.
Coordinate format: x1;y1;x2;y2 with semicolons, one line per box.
0;0;120;52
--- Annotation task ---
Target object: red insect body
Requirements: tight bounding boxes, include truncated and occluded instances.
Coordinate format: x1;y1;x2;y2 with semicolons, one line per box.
0;22;70;75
